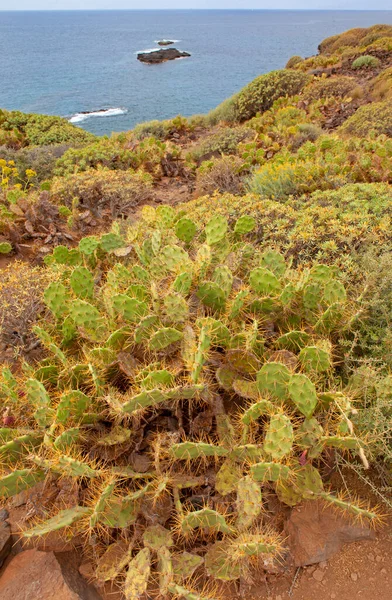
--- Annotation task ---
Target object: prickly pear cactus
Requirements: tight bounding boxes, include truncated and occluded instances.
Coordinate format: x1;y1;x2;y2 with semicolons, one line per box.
0;210;377;600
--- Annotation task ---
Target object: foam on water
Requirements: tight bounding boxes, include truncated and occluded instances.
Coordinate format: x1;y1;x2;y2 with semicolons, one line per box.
69;108;128;123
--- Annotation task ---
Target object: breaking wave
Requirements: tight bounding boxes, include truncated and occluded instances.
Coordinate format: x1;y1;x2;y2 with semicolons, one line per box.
69;108;127;123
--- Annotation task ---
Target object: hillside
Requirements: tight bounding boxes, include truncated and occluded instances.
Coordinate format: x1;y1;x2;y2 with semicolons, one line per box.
0;24;391;600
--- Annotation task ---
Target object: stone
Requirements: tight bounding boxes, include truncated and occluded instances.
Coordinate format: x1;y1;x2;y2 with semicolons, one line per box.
137;48;191;64
286;499;375;567
351;572;358;581
0;520;12;568
312;568;325;582
157;40;174;46
0;508;9;520
0;549;103;600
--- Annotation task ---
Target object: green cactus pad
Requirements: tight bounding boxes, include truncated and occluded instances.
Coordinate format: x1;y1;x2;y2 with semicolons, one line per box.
250;462;291;482
205;541;240;580
264;413;294;460
299;346;331;373
181;508;232;534
149;327;183;350
164;293;189;323
124;548;151;600
100;233;125;252
288;374;318;418
160;244;189;272
112;295;148;322
175;217;197;243
275;330;311;351
172;552;204;580
257;362;291;399
44;281;69;318
197;281;226;312
173;271;193;295
226;348;261;375
0;469;45;498
216;366;237;391
215;460;242;496
249;267;282;295
70;266;94;300
212;266;233;297
260;249;286;277
233;379;260;400
78;235;100;255
236;476;262;530
171;442;229;460
143;524;173;550
70;300;103;333
241;399;274;425
323;279;347;305
23;506;92;538
205;214;228;245
234;215;256;235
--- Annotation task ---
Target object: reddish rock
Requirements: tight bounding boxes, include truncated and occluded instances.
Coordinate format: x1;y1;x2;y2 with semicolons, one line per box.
0;520;12;567
0;549;102;600
286;499;375;566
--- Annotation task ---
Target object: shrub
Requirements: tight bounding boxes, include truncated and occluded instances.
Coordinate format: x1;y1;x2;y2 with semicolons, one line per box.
369;66;392;101
51;168;153;218
0;144;70;183
0;208;381;599
340;102;392;137
189;127;252;162
180;182;392;270
352;55;381;70
302;76;358;102
54;138;138;175
235;70;310;122
133;119;170;140
0;109;95;148
285;55;303;69
319;27;368;55
207;70;309;124
195;155;245;196
249;135;392;201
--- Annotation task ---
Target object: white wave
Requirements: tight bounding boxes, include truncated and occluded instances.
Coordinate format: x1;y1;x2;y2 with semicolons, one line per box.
154;39;180;44
69;108;127;123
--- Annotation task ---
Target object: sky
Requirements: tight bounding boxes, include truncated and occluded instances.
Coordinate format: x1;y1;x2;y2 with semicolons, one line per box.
1;2;392;10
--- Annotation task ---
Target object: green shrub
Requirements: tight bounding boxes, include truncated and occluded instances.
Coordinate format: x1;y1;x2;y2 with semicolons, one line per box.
319;27;369;55
352;55;381;69
54;138;138;175
195;155;245;196
302;76;358;102
51;168;153;218
0;109;95;148
0;144;70;183
285;55;303;69
189;127;252;162
235;70;310;122
340;102;392;137
249;135;392;200
133;120;170;140
207;70;309;124
369;66;392;101
181;182;392;270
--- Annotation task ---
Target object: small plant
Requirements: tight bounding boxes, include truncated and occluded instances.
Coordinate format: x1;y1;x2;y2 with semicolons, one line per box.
352;55;381;69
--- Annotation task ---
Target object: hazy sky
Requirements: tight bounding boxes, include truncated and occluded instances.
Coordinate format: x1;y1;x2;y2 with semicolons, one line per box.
1;2;392;10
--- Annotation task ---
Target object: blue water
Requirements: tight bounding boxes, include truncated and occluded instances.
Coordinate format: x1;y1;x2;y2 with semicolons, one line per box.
1;10;391;136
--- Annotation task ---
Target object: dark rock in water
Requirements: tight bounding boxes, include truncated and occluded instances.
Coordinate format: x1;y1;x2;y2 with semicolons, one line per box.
137;48;191;64
157;40;175;46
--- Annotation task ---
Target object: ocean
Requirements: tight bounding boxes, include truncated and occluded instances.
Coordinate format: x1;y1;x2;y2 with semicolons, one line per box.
0;9;391;136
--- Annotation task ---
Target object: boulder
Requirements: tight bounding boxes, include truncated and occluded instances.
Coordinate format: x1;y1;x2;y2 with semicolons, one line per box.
137;48;191;64
0;549;103;600
286;499;375;566
0;520;12;568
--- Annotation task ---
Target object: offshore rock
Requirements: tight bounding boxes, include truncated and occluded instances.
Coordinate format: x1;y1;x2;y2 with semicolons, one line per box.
137;48;191;64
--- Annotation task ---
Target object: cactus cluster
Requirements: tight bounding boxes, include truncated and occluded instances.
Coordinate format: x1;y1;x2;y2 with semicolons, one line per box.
0;208;379;599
